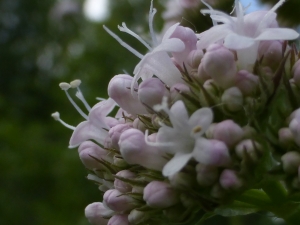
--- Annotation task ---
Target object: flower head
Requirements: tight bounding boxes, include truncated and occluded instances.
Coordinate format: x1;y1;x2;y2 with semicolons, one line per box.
198;0;299;69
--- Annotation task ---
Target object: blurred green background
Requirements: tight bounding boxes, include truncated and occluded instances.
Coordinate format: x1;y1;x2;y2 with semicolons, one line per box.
0;0;299;224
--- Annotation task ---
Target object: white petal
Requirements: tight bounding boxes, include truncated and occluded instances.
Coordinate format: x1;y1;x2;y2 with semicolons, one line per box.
224;33;255;49
134;51;183;86
69;121;108;148
153;38;185;53
156;126;193;154
162;152;193;177
188;107;213;138
255;28;299;41
197;25;232;49
162;22;180;41
89;98;116;129
169;100;189;129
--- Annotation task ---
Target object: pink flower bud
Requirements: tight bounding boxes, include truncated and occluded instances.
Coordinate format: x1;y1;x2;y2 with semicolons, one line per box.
221;87;243;112
128;209;147;224
170;83;190;102
107;214;129;225
169;172;195;189
196;63;211;83
78;141;113;170
258;41;283;71
193;138;231;167
114;170;136;193
170;26;197;69
281;151;300;174
108;74;147;115
242;125;257;138
235;139;261;161
196;164;219;187
201;44;237;89
292;60;300;86
289;117;300;146
85;202;112;225
235;70;259;96
213;120;244;148
219;169;243;190
143;181;179;208
108;123;132;150
138;78;170;110
187;49;204;68
278;127;294;146
104;189;138;213
119;129;167;170
133;118;146;132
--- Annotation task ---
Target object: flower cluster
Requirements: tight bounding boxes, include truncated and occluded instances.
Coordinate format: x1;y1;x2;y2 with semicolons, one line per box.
53;0;300;224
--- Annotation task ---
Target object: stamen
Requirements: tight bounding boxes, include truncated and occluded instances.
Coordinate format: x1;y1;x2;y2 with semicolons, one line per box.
96;97;106;101
70;79;81;88
59;83;89;120
118;22;152;50
192;126;202;134
65;90;89;120
59;82;71;91
201;9;235;25
149;0;158;47
51;112;76;130
69;79;92;111
201;0;217;26
103;25;144;59
256;0;285;36
76;91;92;111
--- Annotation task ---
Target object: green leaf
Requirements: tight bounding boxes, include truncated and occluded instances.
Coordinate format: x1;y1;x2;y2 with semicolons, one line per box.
214;201;259;217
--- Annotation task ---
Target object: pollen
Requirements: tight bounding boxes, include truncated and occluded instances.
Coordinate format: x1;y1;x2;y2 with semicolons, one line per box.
193;126;202;133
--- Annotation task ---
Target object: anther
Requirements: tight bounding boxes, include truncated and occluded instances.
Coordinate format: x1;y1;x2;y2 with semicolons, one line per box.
59;82;71;90
51;112;76;130
70;79;82;88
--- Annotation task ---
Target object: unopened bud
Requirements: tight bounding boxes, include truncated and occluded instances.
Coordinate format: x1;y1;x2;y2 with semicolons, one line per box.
201;44;237;89
143;181;179;208
213;120;244;148
281;151;300;174
85;202;113;225
107;214;129;225
128;209;147;224
193;138;231;166
78;141;113;170
235;70;259;96
114;170;136;193
196;163;219;186
138;77;170;111
278;127;294;147
219;169;243;190
235;139;261;162
104;189;138;213
108;74;147;115
221;87;243;112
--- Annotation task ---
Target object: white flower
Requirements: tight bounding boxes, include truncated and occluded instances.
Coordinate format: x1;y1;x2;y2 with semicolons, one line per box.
69;98;118;148
198;0;299;69
148;97;213;177
103;1;185;95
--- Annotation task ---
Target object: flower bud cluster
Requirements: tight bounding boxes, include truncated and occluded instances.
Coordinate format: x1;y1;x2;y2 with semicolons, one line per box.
52;1;300;224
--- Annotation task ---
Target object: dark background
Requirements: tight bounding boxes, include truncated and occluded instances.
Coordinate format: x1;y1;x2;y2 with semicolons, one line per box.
0;0;299;224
